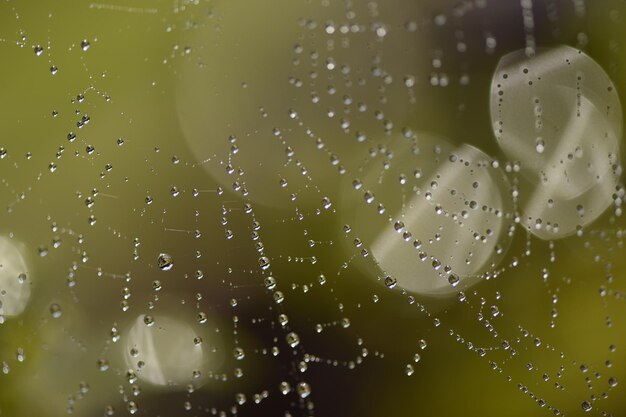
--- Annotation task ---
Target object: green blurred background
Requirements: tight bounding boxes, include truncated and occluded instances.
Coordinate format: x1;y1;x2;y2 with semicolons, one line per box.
1;0;626;416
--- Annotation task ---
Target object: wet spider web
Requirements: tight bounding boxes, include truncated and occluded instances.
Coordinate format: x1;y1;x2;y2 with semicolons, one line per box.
1;0;626;416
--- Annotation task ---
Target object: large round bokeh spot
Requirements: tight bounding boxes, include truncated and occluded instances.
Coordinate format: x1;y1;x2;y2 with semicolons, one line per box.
341;132;515;297
490;45;623;239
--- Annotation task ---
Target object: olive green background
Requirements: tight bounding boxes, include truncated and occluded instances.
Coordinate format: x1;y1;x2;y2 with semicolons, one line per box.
1;1;626;416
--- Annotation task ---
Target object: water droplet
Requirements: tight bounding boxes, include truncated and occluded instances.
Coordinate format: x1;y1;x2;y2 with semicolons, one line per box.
264;276;276;290
384;275;397;289
197;312;207;324
296;382;311;398
279;381;291;395
127;401;138;414
234;347;245;360
97;358;109;371
535;138;545;154
49;303;62;318
286;332;300;348
157;253;173;270
258;256;270;270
